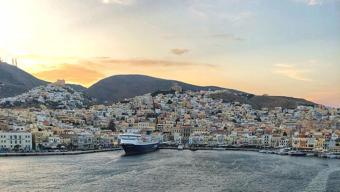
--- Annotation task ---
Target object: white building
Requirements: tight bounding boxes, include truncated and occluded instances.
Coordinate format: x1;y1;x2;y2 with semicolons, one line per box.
0;132;32;151
42;136;61;149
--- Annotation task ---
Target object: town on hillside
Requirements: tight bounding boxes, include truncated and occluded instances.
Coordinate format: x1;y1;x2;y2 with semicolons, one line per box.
0;82;339;156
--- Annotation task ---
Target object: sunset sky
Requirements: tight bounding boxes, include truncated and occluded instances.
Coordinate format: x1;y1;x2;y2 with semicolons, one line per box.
0;0;339;107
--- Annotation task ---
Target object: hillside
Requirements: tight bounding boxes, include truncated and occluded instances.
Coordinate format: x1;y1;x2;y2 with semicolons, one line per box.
0;63;318;109
209;90;316;109
87;75;224;103
0;62;47;98
0;84;92;109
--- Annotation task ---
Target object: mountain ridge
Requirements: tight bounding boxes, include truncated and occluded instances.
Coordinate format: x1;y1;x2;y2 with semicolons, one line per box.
0;62;317;109
0;62;47;98
0;62;87;98
87;74;227;103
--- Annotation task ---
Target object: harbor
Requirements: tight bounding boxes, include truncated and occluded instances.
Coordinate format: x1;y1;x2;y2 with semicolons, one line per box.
1;145;339;159
1;150;339;192
159;144;340;159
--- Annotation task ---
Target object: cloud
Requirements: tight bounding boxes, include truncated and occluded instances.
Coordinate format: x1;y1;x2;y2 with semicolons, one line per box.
162;33;244;42
170;49;189;56
228;11;254;23
101;0;134;5
273;64;313;82
210;34;244;41
19;55;219;86
33;64;104;87
294;0;323;6
306;0;322;5
89;58;216;68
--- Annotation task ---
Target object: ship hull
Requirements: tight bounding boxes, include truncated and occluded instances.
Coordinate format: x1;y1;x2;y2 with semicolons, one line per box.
122;142;159;155
289;152;306;156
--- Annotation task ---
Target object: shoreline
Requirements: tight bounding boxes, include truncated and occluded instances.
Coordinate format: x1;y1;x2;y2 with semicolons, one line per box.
1;146;339;159
0;148;122;157
159;146;340;159
159;146;259;152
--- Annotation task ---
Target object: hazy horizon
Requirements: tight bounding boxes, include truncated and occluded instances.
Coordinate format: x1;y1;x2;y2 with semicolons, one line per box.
0;0;339;107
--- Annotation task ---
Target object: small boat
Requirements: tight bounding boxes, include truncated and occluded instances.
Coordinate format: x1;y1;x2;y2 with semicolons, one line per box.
177;145;184;150
288;150;306;156
319;152;328;158
259;150;274;154
306;153;315;157
189;148;198;151
326;152;338;159
277;148;290;155
119;133;159;155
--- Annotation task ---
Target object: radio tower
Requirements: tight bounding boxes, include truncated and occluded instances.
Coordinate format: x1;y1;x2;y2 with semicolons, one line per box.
10;58;18;67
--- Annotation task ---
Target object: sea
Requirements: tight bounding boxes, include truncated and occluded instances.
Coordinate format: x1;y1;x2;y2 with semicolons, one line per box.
0;150;339;192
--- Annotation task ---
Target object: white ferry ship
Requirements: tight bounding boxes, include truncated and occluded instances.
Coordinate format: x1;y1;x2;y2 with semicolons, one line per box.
119;133;160;155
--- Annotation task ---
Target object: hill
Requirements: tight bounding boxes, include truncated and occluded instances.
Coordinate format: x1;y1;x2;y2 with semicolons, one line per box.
0;63;318;109
209;90;316;109
0;84;92;109
87;75;224;103
0;62;47;98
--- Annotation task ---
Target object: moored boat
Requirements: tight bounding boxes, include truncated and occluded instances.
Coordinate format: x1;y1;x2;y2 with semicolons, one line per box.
277;148;290;155
288;150;306;156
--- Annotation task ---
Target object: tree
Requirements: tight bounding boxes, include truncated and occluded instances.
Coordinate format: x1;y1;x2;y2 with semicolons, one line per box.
108;119;116;132
14;145;20;152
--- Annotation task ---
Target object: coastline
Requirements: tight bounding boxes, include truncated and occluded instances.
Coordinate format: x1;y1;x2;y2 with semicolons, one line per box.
159;146;259;152
0;148;122;157
159;145;340;159
1;146;339;159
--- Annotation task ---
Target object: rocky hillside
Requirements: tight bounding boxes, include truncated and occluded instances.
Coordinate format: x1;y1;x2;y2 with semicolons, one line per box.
209;90;316;109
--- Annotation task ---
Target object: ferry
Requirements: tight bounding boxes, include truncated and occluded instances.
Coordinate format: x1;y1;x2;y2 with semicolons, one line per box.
119;133;160;155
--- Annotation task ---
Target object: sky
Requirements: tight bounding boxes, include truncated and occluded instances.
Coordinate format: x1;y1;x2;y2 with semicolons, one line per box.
0;0;339;107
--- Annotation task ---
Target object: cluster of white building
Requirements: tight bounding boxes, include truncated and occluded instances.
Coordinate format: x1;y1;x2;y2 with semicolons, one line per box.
0;86;339;152
0;83;88;109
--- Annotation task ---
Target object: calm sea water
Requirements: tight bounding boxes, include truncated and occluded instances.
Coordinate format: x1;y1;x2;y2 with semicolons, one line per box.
0;150;339;192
